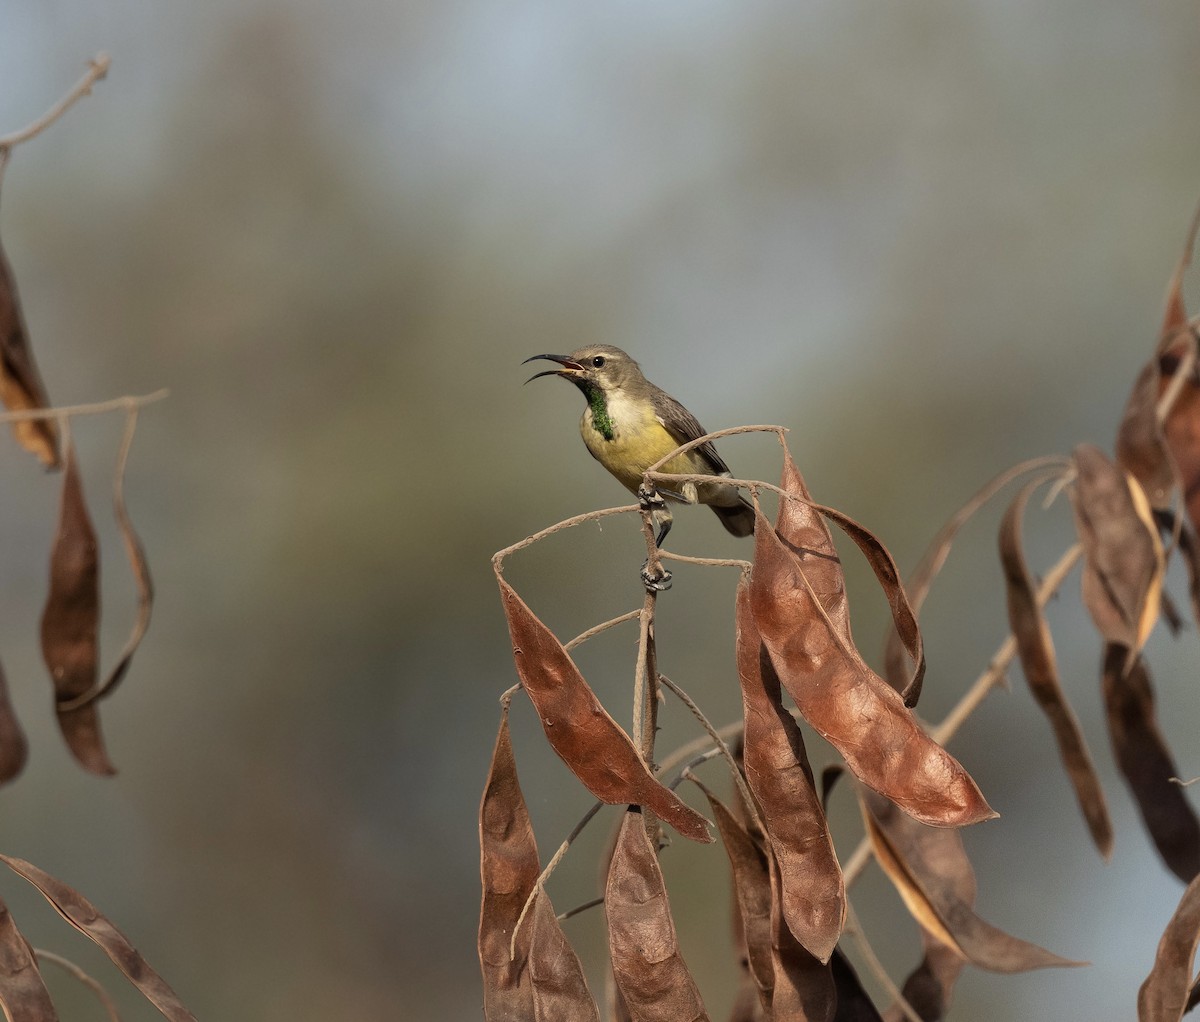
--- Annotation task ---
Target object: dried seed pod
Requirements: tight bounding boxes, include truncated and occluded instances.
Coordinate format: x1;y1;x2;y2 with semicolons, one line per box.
749;508;993;829
735;576;844;964
764;839;836;1022
1070;444;1164;660
1138;873;1200;1022
1102;645;1200;883
775;449;923;704
40;443;115;776
0;226;58;467
0;895;56;1021
0;661;28;785
605;809;710;1022
691;776;775;1011
861;789;1083;973
478;701;539;1020
0;854;197;1021
999;476;1112;856
528;891;600;1022
498;577;711;844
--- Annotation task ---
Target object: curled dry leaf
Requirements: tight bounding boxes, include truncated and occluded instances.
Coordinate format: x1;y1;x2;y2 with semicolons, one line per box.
1138;872;1200;1022
605;809;710;1022
999;476;1113;857
774;448;923;704
862;789;1084;974
1102;645;1200;884
0;854;196;1021
1071;444;1164;660
497;576;712;844
40;443;115;776
749;506;993;829
479;701;539;1020
0;228;58;468
0;895;57;1021
735;576;844;964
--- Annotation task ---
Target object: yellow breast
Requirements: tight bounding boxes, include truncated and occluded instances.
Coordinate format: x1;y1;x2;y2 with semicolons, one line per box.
579;389;710;498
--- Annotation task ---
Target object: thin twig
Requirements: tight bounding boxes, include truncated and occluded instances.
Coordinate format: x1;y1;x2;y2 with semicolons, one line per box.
492;504;639;571
631;592;656;754
668;747;724;789
0;54;111;151
510;800;605;960
901;454;1072;619
35;948;122;1022
659;674;764;836
643;424;789;475
843;904;923;1022
0;389;169;425
931;543;1083;746
659;550;753;571
556;896;605;923
843;542;1084;888
657;720;746;777
645;470;784;503
564;609;642;652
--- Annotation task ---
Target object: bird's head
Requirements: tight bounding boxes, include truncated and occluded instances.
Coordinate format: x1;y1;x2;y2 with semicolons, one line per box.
523;345;643;396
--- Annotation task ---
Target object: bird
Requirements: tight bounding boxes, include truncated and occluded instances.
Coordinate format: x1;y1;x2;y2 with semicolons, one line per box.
524;345;755;553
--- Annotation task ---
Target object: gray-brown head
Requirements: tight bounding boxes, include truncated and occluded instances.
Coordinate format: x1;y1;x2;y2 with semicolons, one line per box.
523;344;649;397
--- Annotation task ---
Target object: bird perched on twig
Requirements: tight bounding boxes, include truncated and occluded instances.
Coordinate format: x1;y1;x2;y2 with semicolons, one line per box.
524;345;755;555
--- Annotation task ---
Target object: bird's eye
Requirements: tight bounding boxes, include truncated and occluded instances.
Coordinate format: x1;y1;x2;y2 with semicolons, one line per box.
591;356;606;368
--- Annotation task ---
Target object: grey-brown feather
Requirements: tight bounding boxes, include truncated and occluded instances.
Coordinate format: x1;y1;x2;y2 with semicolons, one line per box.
648;386;731;475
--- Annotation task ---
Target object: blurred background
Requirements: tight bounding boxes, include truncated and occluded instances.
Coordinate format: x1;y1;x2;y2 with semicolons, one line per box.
0;1;1199;1019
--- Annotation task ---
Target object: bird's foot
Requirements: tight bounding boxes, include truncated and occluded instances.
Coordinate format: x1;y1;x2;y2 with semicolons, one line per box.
641;559;673;592
637;483;666;514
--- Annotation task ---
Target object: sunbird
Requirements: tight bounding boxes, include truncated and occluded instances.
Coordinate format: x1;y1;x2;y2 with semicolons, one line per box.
524;345;755;549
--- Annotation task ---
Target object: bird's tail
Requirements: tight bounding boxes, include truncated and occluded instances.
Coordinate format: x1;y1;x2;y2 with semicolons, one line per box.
711;496;755;538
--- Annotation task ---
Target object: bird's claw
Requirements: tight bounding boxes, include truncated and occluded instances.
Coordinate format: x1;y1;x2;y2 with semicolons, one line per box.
641;559;673;592
637;483;666;512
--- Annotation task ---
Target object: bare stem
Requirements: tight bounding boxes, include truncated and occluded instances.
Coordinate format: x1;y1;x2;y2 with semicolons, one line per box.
509;800;605;960
492;504;638;571
659;674;764;836
557;896;605;923
657;719;746;777
0;388;168;425
0;54;112;151
659;550;752;571
565;609;642;652
631;590;656;753
35;948;122;1022
643;424;788;475
843;904;923;1022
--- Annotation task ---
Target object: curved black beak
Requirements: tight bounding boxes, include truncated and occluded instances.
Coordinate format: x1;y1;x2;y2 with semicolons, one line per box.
523;353;585;384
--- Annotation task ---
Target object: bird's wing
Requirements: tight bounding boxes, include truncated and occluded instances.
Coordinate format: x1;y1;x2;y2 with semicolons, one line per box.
650;387;732;475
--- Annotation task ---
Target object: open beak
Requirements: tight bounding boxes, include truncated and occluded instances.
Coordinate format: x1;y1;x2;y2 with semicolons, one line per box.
523;353;585;384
